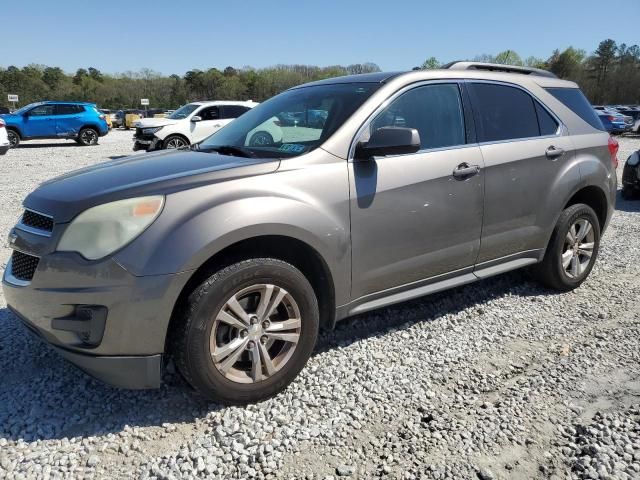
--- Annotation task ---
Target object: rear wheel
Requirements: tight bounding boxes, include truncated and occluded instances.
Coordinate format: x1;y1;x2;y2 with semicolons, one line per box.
532;204;600;291
172;258;319;404
77;127;99;146
163;135;189;149
7;129;20;148
248;131;274;147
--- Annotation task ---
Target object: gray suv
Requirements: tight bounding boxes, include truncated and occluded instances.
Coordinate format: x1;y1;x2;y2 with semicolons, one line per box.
3;63;617;404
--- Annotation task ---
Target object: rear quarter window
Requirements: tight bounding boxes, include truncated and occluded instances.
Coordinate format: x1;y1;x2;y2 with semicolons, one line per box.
545;87;604;131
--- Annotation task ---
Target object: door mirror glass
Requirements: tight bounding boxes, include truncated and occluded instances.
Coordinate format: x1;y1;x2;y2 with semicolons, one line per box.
355;126;420;160
191;115;202;123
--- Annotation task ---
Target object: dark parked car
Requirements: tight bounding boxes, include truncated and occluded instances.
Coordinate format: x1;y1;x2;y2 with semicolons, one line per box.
597;111;631;134
0;107;10;115
622;150;640;199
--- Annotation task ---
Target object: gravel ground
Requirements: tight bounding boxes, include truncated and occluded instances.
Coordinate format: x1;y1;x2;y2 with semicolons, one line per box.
0;130;639;480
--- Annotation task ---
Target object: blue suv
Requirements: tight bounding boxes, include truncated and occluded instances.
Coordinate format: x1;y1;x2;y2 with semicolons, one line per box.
0;101;109;148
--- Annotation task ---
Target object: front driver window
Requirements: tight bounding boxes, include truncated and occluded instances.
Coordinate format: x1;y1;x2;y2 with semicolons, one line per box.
367;83;466;150
28;105;55;117
199;107;220;121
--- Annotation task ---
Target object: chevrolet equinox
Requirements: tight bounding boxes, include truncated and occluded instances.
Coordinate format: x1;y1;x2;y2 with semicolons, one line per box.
3;62;617;404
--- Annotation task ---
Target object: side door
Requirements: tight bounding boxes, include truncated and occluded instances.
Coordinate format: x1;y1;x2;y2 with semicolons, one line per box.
55;104;84;137
190;106;223;143
466;82;575;265
349;82;485;299
22;104;56;138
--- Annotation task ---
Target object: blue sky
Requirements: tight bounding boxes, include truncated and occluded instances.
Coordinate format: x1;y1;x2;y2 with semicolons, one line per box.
2;0;639;75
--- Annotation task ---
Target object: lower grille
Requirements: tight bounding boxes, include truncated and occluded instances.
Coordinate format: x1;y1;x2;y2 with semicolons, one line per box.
11;251;40;281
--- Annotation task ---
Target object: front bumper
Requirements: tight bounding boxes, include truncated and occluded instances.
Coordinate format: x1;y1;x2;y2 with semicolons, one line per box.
2;224;190;389
133;134;162;151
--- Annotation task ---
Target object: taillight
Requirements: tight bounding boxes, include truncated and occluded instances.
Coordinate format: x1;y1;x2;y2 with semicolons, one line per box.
0;119;5;129
608;135;619;169
607;116;616;121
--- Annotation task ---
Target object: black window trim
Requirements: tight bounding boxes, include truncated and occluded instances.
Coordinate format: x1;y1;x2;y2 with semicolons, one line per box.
221;104;250;119
348;79;473;161
463;79;563;146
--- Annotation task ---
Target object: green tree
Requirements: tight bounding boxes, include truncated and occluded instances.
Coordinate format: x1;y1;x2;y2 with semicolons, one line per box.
421;57;440;69
494;50;523;66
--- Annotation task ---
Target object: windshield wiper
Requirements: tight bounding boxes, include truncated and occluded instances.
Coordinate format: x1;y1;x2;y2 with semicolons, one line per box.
201;145;255;158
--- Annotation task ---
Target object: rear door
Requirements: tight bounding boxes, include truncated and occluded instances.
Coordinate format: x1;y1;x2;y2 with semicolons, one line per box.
349;82;485;299
55;104;84;137
466;81;575;265
22;104;56;138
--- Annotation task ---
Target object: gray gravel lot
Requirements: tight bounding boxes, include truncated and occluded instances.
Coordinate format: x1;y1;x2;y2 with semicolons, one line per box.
0;130;639;480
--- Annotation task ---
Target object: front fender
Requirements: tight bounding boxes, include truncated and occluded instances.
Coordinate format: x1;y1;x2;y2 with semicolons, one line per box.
114;158;351;304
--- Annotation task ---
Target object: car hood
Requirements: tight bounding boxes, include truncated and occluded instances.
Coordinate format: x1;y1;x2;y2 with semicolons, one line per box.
135;118;176;128
0;113;20;124
24;150;280;223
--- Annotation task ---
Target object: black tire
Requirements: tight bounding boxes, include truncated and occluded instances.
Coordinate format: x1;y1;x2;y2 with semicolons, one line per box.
77;127;99;146
7;129;20;148
532;203;600;291
172;258;319;405
248;131;274;147
163;135;189;149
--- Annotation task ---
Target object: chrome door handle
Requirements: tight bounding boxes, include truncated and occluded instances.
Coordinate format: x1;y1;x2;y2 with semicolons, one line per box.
452;163;480;179
545;146;565;159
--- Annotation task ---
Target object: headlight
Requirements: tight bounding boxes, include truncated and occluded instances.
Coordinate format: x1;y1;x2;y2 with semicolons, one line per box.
57;196;164;260
627;153;640;167
142;126;163;135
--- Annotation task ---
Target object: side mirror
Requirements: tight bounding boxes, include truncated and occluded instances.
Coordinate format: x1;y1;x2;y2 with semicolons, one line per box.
355;127;421;160
191;115;202;123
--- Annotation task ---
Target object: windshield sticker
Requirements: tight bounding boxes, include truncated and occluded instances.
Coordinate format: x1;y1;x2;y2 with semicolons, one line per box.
279;144;307;154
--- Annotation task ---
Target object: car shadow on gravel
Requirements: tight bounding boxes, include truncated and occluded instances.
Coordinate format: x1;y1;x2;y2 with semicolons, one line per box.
615;190;640;212
0;269;556;443
15;143;80;149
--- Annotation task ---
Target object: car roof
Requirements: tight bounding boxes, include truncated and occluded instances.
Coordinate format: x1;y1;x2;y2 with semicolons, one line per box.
291;68;575;90
190;100;258;106
40;101;96;105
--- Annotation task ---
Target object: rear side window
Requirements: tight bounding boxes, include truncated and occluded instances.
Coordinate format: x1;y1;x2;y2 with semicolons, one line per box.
370;83;466;150
545;87;604;131
535;103;559;136
222;105;250;119
56;104;83;115
468;83;540;142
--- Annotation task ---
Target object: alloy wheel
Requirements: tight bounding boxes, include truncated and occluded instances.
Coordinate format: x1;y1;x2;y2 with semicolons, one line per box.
166;138;187;149
561;218;595;279
210;284;301;384
7;131;18;147
80;129;97;145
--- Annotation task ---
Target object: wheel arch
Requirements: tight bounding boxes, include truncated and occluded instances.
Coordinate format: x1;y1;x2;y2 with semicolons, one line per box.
563;185;608;232
162;133;190;148
165;234;337;353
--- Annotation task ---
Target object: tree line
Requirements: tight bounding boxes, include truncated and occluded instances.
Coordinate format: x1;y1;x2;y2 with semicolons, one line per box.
0;63;382;110
421;39;640;105
1;39;637;110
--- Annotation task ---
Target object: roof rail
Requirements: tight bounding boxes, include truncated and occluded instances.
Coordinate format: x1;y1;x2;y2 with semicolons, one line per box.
442;61;558;79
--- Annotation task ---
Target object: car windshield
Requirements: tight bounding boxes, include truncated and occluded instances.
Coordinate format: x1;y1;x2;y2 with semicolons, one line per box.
12;103;42;115
168;103;199;120
199;83;381;158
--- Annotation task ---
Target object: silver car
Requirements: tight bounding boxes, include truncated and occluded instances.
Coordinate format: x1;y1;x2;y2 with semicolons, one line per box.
3;62;617;404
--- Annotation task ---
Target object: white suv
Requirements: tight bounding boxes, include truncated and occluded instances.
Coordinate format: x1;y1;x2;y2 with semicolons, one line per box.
133;100;258;151
0;118;9;155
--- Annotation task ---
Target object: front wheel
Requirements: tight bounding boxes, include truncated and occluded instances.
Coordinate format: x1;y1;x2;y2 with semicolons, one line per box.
172;258;319;404
532;203;600;291
248;131;274;147
7;130;20;148
77;127;99;146
163;135;189;149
